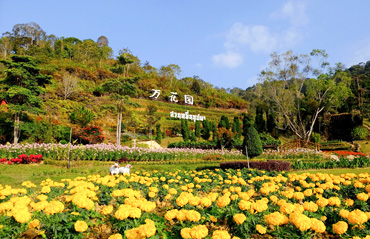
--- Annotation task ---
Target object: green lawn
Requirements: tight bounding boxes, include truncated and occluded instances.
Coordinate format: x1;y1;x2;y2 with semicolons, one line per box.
1;160;369;189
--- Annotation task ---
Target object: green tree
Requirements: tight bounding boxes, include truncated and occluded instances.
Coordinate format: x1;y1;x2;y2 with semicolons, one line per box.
155;123;162;144
201;120;211;140
242;115;263;158
218;115;230;129
232;116;242;136
159;64;181;87
181;119;190;142
70;106;94;128
195;121;201;139
255;105;266;132
145;104;160;140
259;49;352;142
102;78;137;146
0;55;51;143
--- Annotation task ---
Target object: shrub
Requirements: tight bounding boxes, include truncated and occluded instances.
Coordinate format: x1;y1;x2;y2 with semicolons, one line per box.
311;132;321;143
242;115;263;158
259;132;281;146
352;126;368;140
202;154;224;161
220;160;290;172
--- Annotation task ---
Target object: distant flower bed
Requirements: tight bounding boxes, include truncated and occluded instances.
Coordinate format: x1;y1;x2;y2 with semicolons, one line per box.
0;143;245;162
0;154;43;165
330;151;366;157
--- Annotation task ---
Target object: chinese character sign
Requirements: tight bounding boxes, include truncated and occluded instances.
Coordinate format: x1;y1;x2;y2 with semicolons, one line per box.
149;89;161;99
149;89;194;104
184;95;193;105
170;92;178;102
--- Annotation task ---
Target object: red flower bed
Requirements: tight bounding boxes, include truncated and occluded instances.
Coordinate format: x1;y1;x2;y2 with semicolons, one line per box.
2;154;43;165
331;151;366;157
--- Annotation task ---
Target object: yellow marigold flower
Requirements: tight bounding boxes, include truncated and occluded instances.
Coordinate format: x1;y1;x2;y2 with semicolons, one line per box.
189;196;201;206
357;192;369;201
212;230;231;239
366;212;370;220
328;197;341;207
270;195;278;203
293;192;305;201
176;196;189;207
190;225;208;239
280;202;296;214
347;209;368;224
13;208;31;223
28;219;40;229
44;201;64;215
256;224;266;234
233;214;246;224
36;194;48;201
239;200;252;211
108;234;123;239
230;194;238;201
207;192;219;202
164;209;178;221
216;196;231;208
114;207;130;220
160;177;166;182
289;212;311;231
41;186;51;194
210;215;218;222
303;202;318;212
310;218;326;233
164;194;172;200
332;221;348;235
265;212;289;226
101;205;113;215
321;216;327;221
316;198;328;208
253;201;268;213
303;189;313;197
186;210;201;222
71;212;80;216
162;184;169;189
339;209;350;219
74;220;88;232
181;228;191;239
366;184;370;193
148;192;156;198
344;198;354;207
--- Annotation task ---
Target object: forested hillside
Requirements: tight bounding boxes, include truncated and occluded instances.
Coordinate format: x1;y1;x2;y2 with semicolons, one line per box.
0;22;247;144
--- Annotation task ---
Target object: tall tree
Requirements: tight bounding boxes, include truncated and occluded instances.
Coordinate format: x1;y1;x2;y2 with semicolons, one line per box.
201;120;211;140
159;64;181;87
259;49;352;142
231;116;242;138
0;55;51;143
102;78;137;146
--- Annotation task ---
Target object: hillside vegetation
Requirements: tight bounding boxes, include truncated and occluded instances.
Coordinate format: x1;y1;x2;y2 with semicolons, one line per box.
0;22;247;144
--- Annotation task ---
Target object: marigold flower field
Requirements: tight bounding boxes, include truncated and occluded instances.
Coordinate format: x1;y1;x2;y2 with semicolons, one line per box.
0;168;369;238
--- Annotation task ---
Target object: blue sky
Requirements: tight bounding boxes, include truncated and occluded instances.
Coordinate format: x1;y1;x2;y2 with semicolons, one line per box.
1;0;370;89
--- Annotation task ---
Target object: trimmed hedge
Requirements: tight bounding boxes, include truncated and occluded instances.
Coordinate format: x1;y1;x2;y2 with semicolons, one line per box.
220;160;291;172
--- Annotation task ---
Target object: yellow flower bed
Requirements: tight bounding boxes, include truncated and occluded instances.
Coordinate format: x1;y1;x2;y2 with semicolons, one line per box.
0;168;369;238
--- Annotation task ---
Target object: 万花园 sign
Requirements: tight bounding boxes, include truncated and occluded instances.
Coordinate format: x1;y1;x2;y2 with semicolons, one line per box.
149;89;194;105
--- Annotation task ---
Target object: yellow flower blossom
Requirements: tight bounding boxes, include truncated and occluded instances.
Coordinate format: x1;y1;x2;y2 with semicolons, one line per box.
74;220;88;232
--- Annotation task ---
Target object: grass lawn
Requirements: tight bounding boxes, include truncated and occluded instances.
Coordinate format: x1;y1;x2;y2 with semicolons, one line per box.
0;160;369;189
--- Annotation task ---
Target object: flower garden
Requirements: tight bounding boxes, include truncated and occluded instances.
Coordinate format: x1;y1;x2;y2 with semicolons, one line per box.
0;165;370;238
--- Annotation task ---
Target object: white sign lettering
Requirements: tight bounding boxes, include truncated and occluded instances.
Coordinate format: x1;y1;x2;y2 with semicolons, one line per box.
170;110;206;122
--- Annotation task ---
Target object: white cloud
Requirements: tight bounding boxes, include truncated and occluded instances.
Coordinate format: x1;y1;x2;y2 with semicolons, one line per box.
349;41;370;66
212;51;243;68
271;0;309;26
195;63;203;68
224;23;278;53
